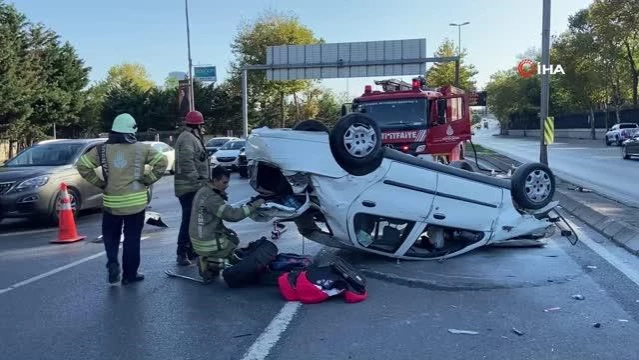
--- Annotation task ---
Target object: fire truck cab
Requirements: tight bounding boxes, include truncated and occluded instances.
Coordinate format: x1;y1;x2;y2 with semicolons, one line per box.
343;77;472;163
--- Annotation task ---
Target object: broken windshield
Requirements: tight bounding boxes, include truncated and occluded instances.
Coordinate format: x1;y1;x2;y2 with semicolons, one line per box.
354;98;428;129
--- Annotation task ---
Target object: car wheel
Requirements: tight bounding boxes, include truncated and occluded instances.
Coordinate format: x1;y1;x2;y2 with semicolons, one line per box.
329;113;383;176
293;119;330;133
50;187;81;225
622;146;631;160
605;136;611;146
510;163;556;210
448;160;475;172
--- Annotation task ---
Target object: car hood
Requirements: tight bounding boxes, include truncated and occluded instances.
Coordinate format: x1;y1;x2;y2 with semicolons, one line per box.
214;149;241;157
246;127;348;178
0;165;70;182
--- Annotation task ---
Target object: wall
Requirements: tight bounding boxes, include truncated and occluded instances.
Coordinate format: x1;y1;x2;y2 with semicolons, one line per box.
506;128;608;140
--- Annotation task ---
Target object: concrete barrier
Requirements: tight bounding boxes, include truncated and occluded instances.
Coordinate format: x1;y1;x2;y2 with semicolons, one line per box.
506;128;607;140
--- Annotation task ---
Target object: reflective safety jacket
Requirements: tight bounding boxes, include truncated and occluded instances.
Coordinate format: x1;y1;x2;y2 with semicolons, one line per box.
77;141;167;216
189;184;262;257
174;128;209;197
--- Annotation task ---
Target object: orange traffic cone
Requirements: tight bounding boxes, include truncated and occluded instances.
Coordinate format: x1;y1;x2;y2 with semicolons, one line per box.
51;182;86;244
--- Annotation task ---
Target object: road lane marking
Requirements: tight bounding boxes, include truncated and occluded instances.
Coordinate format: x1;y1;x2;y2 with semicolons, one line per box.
0;236;150;295
561;212;639;288
0;228;56;238
240;302;302;360
0;251;106;295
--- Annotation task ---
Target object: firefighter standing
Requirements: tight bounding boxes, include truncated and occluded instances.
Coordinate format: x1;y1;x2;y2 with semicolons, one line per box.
189;166;265;283
173;110;210;266
78;113;167;285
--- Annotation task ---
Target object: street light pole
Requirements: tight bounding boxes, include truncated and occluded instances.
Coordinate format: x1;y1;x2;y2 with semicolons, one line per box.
539;0;551;165
184;0;194;112
449;21;470;55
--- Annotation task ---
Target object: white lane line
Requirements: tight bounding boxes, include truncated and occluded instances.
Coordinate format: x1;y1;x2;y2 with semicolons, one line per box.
563;214;639;287
0;251;105;295
0;228;55;238
0;236;150;295
240;302;302;360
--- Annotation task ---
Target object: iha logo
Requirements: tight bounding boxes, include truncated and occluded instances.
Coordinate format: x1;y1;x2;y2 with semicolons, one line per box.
517;59;565;78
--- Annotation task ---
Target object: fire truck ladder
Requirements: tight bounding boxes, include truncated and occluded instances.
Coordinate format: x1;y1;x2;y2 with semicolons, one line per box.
373;79;413;92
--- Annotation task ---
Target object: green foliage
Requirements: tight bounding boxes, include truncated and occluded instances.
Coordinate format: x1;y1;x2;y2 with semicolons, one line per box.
425;39;478;91
486;0;639;127
0;1;90;143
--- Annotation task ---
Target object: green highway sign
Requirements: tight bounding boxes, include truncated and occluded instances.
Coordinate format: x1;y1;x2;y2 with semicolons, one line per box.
194;66;216;82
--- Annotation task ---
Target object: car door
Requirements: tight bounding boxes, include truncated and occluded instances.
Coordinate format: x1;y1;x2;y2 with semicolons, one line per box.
345;161;437;256
428;172;504;232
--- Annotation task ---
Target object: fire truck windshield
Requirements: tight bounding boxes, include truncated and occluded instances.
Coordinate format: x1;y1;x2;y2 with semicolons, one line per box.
354;98;428;129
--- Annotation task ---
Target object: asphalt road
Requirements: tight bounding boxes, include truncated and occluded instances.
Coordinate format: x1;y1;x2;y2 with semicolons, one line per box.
473;120;639;206
2;172;639;359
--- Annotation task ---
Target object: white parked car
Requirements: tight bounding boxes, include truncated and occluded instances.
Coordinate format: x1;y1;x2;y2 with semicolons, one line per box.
243;116;573;260
211;139;246;171
142;141;175;174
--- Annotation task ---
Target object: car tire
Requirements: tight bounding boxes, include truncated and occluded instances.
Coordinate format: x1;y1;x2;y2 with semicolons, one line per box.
293;119;330;133
623;146;631;160
449;160;475;172
329;113;383;176
605;136;611;146
50;187;81;225
510;163;556;210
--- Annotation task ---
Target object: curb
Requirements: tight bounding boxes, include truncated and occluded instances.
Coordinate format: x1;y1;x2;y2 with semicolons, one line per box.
553;191;639;256
470;143;639;257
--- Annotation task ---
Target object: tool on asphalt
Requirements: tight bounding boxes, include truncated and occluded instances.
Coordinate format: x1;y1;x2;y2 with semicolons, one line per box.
164;270;206;283
51;182;86;244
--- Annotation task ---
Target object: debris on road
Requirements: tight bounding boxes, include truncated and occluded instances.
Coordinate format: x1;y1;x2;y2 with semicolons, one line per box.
544;307;561;312
586;265;597;270
568;186;592;193
618;319;629;322
511;328;525;336
593;323;601;328
447;329;479;335
572;294;585;300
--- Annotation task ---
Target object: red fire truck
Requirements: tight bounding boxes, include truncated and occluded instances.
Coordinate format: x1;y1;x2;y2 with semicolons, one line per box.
342;77;472;163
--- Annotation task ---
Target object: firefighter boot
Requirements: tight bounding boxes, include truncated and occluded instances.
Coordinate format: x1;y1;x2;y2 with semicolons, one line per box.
176;254;191;266
197;257;220;284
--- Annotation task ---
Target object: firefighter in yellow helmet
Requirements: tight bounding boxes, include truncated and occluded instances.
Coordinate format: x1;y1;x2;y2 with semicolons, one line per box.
189;165;265;283
77;113;167;285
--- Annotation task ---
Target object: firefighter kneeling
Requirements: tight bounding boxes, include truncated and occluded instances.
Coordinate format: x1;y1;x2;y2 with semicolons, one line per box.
189;166;265;283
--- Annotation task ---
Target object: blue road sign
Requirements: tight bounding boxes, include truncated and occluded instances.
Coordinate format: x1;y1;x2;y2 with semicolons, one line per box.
194;66;216;82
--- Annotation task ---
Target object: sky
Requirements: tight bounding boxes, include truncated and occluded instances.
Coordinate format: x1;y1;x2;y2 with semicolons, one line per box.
10;0;594;99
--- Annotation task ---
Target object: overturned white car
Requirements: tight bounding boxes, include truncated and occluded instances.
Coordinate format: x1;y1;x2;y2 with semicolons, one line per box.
245;113;572;260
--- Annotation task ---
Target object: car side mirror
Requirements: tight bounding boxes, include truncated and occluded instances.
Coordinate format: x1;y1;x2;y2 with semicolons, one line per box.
240;147;245;152
436;99;447;124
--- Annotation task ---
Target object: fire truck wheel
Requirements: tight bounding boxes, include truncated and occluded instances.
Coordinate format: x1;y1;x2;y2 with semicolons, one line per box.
448;160;475;172
293;119;330;133
510;162;556;210
329;113;383;176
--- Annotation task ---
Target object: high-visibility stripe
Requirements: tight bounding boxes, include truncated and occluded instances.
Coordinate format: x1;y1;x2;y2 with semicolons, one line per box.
149;152;165;166
216;205;226;217
191;238;221;254
148;172;157;182
103;191;148;208
79;155;96;168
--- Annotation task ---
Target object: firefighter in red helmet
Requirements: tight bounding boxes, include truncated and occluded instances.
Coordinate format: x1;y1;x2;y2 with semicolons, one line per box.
173;110;210;265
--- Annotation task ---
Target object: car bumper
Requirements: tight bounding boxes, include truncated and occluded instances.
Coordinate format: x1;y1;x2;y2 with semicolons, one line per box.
0;189;53;218
211;158;239;169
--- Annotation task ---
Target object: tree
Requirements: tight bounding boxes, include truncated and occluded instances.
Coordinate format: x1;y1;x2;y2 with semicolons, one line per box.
425;39;478;91
104;63;155;92
227;10;322;128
